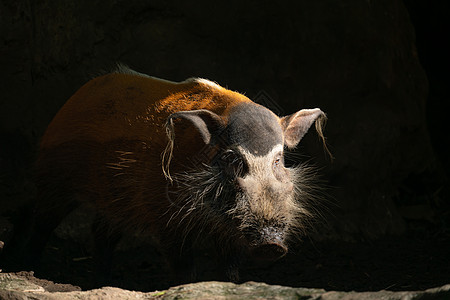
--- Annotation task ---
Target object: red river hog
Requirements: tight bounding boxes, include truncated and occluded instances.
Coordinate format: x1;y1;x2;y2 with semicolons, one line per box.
32;66;328;283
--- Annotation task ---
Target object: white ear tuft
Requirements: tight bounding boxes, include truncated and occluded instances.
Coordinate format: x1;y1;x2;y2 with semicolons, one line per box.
281;108;331;158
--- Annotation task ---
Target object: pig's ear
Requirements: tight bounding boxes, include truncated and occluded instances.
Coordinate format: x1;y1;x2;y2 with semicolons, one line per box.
163;109;224;181
166;109;224;145
280;108;327;149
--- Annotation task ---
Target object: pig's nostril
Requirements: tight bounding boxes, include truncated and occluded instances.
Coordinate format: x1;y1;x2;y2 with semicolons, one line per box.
251;242;288;262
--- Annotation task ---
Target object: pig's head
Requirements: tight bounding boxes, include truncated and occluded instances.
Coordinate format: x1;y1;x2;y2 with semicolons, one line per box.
164;102;327;263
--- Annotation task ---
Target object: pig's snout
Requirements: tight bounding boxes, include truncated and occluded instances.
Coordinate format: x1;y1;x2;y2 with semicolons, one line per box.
249;226;288;262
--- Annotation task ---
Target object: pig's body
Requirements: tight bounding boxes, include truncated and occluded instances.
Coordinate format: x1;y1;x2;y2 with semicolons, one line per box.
33;66;327;283
38;69;248;232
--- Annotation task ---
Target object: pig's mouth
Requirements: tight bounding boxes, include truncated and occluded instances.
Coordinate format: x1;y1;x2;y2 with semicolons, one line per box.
245;226;288;263
250;242;288;262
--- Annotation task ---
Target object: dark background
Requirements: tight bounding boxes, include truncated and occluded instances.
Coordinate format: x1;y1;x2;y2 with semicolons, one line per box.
1;0;449;292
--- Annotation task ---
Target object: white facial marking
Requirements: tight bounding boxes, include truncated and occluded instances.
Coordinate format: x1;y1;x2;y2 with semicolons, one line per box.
238;144;283;179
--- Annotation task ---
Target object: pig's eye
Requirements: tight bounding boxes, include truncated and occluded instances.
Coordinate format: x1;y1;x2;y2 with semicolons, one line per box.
218;150;247;177
273;155;284;168
220;149;238;163
274;158;281;167
273;154;287;181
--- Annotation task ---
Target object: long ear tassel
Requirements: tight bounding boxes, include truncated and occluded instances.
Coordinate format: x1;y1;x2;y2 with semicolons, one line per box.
162;117;175;183
315;113;334;161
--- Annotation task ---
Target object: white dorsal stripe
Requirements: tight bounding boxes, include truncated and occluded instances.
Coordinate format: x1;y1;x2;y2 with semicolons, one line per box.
194;78;223;90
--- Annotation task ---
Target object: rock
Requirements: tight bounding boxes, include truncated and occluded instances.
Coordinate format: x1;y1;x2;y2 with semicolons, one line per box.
0;273;45;293
1;273;449;300
0;272;80;293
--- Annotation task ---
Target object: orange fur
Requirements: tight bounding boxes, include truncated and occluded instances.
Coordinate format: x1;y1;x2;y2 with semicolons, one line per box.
37;71;252;234
41;73;250;149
